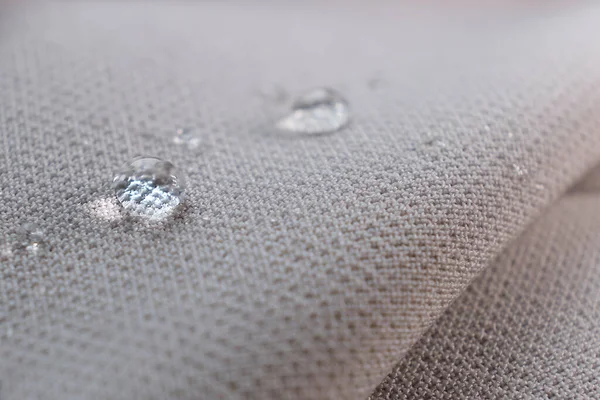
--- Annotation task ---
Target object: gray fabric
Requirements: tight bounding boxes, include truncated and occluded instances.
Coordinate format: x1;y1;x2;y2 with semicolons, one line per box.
371;165;600;399
2;2;600;399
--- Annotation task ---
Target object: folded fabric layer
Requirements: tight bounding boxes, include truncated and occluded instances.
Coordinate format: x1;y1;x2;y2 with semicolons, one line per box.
371;165;600;399
2;3;600;399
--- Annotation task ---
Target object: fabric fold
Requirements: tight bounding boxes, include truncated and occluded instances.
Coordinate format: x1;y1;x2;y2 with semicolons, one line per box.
2;3;600;399
371;164;600;399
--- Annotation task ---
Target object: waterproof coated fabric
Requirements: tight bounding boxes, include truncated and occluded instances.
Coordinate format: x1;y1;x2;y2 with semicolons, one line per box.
372;165;600;399
1;2;600;399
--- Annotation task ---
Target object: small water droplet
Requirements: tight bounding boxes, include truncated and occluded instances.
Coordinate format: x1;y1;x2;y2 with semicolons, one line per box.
15;223;47;254
276;88;350;134
173;127;201;150
507;131;514;138
113;156;185;221
422;136;445;148
512;164;528;177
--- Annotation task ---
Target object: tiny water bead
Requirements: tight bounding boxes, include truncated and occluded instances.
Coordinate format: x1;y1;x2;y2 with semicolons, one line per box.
113;157;185;221
173;127;201;150
7;223;47;255
276;88;350;134
512;164;528;178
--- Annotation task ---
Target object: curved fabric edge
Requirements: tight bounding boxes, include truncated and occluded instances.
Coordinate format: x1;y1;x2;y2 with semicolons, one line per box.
371;168;600;399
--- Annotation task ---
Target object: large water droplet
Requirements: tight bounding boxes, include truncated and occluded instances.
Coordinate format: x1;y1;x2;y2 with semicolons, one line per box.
113;157;185;221
276;88;350;134
173;127;201;150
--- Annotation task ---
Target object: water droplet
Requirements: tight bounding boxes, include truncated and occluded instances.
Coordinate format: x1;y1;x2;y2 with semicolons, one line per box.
113;157;185;221
15;223;47;254
276;88;350;134
173;127;201;150
422;136;445;148
512;164;528;177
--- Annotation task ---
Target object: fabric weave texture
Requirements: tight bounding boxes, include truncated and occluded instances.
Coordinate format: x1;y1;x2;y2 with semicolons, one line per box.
371;165;600;399
1;2;600;399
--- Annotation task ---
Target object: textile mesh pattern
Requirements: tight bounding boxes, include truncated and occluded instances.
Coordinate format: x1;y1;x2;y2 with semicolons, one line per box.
2;3;600;399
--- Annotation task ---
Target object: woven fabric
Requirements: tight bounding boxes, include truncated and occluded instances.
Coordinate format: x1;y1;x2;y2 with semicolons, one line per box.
2;2;600;399
371;166;600;399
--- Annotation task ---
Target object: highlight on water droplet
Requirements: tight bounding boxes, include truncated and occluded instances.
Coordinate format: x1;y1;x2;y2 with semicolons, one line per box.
512;163;528;177
275;87;350;134
173;127;201;150
113;156;185;221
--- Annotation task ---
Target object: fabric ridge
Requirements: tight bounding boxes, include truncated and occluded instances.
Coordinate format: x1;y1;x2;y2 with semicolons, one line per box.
371;165;600;399
1;2;600;399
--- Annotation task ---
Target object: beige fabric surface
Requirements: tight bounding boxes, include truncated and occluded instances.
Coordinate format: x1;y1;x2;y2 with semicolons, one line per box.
2;2;600;399
371;165;600;399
